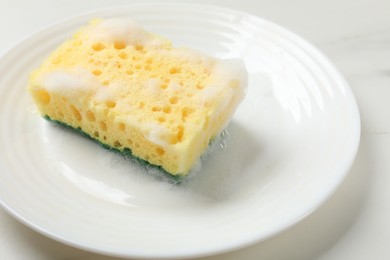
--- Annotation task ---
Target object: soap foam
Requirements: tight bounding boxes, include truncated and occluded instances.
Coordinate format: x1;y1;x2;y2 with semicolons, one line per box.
199;58;247;103
94;82;123;102
142;122;172;148
168;48;213;65
143;78;162;97
84;18;169;47
41;69;100;97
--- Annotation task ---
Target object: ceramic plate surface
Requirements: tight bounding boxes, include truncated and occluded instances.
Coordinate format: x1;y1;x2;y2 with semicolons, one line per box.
0;3;360;259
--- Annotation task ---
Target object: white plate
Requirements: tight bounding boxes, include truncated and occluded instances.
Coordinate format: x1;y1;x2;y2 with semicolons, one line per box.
0;3;360;259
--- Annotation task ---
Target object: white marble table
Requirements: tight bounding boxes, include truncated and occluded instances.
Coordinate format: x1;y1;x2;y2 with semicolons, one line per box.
0;0;389;259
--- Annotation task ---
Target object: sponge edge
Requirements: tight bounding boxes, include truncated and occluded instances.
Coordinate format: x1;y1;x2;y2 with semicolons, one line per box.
28;18;247;176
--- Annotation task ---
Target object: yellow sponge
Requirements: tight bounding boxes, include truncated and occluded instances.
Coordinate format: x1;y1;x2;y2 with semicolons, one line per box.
28;18;247;176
